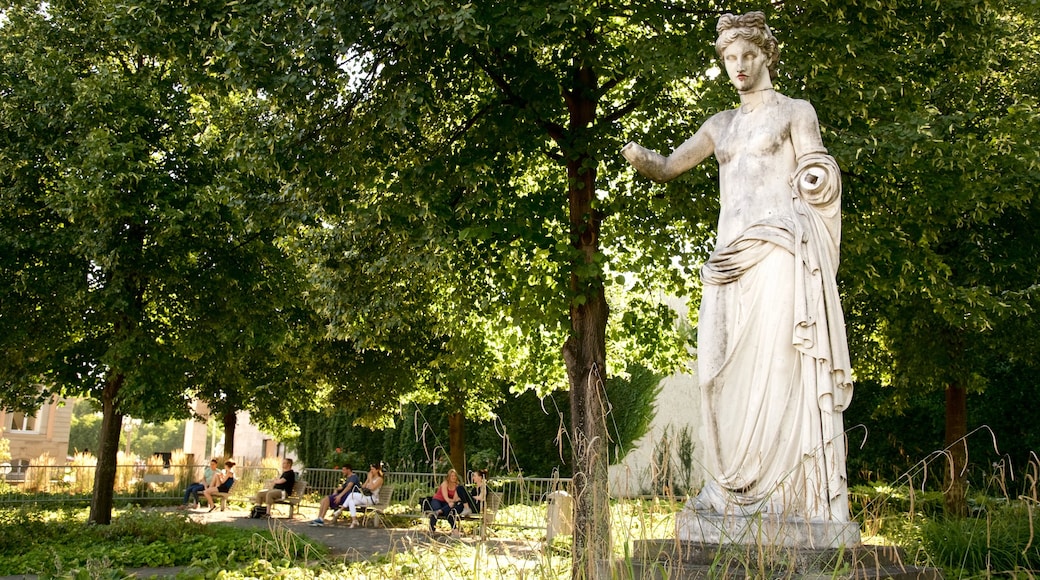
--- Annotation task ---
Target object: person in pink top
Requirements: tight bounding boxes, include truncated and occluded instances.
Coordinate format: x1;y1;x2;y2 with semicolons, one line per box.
428;469;464;535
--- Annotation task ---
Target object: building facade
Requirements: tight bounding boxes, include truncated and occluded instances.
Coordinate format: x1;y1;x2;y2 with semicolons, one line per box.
182;401;293;464
1;398;74;478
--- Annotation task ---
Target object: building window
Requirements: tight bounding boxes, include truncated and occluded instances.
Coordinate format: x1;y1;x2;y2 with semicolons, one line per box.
8;409;40;433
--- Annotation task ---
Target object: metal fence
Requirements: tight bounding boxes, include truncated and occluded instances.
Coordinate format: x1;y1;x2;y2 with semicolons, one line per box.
0;463;573;530
0;461;282;506
303;469;573;528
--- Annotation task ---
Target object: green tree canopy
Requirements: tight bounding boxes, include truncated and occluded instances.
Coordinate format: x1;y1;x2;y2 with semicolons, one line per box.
0;0;324;523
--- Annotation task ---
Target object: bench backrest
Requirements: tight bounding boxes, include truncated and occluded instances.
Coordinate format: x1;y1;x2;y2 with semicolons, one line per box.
482;490;501;524
372;484;394;508
290;480;306;497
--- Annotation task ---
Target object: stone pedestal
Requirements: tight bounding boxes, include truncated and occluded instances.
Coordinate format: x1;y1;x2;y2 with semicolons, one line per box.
677;510;862;549
618;540;943;579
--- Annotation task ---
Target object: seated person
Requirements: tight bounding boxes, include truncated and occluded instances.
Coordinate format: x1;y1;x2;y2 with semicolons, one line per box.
308;465;360;526
457;468;488;516
179;458;219;509
340;463;385;528
202;460;236;512
428;469;464;534
253;458;297;516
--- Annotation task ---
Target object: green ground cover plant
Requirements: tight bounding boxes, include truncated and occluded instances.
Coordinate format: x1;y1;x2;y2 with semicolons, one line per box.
0;506;327;577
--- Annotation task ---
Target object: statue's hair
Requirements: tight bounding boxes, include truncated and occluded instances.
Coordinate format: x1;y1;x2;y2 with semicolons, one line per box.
715;11;780;81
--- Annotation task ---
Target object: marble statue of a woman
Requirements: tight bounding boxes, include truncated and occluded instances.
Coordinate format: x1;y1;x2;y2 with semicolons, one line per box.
622;12;859;547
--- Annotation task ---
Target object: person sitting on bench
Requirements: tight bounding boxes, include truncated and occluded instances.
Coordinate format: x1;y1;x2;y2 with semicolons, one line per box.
428;469;464;535
338;463;384;528
201;460;236;512
252;458;296;516
457;468;487;516
179;458;219;509
308;465;360;527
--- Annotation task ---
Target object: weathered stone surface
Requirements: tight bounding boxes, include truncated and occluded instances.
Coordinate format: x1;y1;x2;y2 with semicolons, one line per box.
676;511;861;550
622;11;856;539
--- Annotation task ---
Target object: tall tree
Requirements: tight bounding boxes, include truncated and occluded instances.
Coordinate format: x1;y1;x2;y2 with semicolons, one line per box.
282;6;705;575
121;4;731;574
0;0;319;523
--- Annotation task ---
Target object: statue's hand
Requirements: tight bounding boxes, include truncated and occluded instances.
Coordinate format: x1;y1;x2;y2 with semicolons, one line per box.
621;141;641;166
624;141;648;169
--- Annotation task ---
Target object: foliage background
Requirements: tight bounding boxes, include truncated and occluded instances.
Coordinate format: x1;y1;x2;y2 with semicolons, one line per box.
294;363;662;477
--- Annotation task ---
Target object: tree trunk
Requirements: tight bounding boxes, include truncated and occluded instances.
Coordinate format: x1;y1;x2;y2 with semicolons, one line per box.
89;374;124;525
560;62;611;580
943;382;969;518
449;411;466;474
222;409;237;458
563;300;610;580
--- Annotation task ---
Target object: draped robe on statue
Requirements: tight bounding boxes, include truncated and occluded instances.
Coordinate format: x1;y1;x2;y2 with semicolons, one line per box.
693;149;853;523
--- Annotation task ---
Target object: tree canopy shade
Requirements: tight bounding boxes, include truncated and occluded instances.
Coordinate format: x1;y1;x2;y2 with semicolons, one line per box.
4;1;1037;564
138;3;705;573
296;0;1040;528
0;1;324;523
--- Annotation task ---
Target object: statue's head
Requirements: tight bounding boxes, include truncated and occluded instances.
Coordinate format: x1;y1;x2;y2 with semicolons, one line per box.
715;12;780;81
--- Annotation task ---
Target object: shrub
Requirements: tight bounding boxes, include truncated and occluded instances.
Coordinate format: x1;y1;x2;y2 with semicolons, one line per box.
0;506;326;576
921;501;1040;577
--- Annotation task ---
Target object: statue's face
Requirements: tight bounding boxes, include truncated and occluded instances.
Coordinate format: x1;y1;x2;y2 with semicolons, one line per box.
722;38;770;92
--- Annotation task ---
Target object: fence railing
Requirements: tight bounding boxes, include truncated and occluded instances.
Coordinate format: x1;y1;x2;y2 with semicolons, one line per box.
0;462;282;506
0;464;574;530
303;469;573;529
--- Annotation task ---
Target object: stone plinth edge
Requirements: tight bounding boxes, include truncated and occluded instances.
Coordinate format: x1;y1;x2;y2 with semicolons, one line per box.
677;510;863;549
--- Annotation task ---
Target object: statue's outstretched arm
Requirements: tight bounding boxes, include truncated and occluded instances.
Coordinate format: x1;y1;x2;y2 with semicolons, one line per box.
622;118;718;183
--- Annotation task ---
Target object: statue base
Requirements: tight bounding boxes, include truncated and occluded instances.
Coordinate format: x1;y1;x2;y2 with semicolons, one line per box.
676;510;862;549
616;540;943;579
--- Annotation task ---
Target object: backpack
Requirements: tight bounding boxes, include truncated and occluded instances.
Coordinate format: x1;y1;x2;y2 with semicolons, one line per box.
249;505;269;519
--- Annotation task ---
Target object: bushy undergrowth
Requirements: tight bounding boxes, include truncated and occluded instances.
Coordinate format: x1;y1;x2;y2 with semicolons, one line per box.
851;477;1040;578
0;506;327;577
920;502;1040;578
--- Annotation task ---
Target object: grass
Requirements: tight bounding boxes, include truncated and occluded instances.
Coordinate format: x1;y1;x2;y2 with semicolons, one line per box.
3;485;1040;578
920;502;1040;578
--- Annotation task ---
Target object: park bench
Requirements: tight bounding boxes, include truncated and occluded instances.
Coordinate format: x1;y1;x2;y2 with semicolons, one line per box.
414;490;502;538
210;490;234;511
330;484;396;528
460;490;501;539
272;480;308;518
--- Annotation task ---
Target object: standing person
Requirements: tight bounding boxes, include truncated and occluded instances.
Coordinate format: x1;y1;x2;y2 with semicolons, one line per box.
428;469;465;535
622;11;854;526
308;465;360;526
202;460;236;512
458;469;487;516
339;463;384;528
253;458;297;516
179;458;219;509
